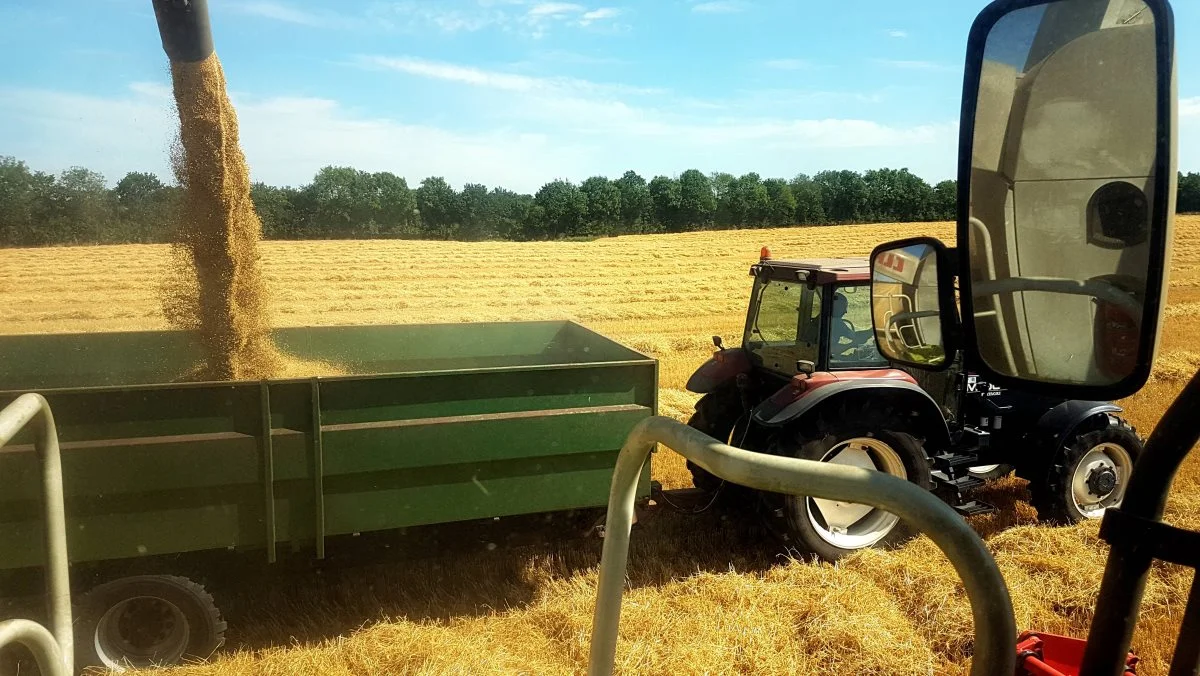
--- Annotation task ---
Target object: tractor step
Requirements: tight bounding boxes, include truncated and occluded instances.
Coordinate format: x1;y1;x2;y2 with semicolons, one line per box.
931;470;986;492
953;500;996;517
932;452;980;471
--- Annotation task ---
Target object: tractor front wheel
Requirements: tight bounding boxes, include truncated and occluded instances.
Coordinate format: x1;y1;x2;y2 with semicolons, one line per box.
1032;416;1141;524
761;414;931;562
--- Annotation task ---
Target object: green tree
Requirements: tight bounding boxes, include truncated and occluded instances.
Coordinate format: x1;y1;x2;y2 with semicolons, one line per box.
862;167;934;222
0;156;58;245
251;182;299;239
763;178;796;227
789;174;825;224
931;179;957;220
580;176;621;235
534;179;588;238
415;176;460;239
458;182;492;240
613;170;651;233
647;175;680;232
733;172;770;227
814;170;868;223
488;188;534;241
710;172;737;227
1178;172;1200;213
677;169;716;230
302;166;373;237
54;167;114;243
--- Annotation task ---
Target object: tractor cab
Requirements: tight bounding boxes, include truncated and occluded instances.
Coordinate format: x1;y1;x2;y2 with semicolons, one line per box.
743;254;888;378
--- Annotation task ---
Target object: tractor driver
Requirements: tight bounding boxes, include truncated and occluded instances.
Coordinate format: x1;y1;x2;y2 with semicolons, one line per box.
830;291;863;354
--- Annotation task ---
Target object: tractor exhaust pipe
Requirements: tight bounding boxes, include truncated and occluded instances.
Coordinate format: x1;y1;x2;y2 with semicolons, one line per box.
151;0;214;63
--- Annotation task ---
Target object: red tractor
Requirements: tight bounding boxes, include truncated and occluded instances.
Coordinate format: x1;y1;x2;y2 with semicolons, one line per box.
683;252;1142;561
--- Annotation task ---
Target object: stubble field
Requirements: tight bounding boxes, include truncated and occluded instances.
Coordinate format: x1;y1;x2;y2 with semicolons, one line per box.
1;217;1198;674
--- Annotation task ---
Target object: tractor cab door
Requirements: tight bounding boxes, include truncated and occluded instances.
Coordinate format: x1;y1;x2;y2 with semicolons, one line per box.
744;274;822;378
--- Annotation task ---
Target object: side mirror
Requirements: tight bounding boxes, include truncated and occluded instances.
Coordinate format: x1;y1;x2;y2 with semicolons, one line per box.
796;360;816;377
869;0;1176;399
870;238;959;369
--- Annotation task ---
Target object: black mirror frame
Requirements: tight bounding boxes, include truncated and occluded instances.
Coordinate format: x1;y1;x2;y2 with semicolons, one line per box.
869;236;960;372
955;0;1176;401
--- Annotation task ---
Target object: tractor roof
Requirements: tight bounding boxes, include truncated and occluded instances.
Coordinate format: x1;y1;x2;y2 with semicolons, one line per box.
750;256;871;283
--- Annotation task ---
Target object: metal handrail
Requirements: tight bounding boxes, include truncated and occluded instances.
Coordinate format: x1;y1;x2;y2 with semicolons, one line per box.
588;416;1016;676
0;393;73;676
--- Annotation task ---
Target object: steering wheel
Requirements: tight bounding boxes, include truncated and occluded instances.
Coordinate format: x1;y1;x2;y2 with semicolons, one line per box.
838;318;857;343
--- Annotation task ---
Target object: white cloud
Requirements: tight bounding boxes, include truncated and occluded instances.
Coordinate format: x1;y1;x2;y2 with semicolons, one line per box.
0;58;977;195
1181;96;1200;118
692;1;747;14
527;3;585;18
764;59;814;71
887;29;909;38
579;7;620;26
363;57;543;92
361;55;663;96
231;1;619;37
231;2;361;29
873;59;957;73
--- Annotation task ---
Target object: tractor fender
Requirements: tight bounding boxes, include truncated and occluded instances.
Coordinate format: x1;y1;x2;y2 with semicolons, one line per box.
686;349;751;394
1036;400;1123;453
751;378;953;450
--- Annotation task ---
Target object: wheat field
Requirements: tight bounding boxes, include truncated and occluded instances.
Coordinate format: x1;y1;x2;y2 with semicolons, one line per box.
1;217;1198;674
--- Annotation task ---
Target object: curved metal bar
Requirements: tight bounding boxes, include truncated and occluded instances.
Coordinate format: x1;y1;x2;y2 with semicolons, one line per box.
588;416;1015;676
0;393;72;676
972;276;1142;317
0;619;68;676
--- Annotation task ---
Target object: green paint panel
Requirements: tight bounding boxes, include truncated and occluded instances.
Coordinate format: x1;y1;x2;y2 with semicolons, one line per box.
0;321;656;572
321;405;649;474
323;458;635;535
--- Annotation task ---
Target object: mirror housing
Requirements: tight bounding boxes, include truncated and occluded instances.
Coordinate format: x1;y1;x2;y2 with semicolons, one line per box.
796;360;816;377
954;0;1176;400
869;237;960;370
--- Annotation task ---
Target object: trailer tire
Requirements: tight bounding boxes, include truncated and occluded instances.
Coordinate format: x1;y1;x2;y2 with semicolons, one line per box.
75;574;226;671
1032;416;1141;525
761;409;931;562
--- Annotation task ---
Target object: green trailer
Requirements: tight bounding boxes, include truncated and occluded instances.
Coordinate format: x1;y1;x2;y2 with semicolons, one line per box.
0;320;655;669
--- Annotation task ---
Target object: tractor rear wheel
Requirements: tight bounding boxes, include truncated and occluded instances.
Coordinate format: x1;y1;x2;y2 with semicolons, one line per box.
685;390;743;493
1032;416;1141;524
761;410;931;562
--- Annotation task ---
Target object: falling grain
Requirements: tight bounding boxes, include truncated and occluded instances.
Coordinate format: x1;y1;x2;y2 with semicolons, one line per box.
162;53;281;380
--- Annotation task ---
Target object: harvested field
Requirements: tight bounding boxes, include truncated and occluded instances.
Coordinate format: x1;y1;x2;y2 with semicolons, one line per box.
1;216;1198;674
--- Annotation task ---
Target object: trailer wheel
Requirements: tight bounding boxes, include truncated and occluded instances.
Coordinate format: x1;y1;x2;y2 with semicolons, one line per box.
75;574;226;671
1032;416;1141;524
761;411;931;562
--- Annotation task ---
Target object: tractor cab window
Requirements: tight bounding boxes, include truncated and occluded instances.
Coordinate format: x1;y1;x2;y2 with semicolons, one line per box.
828;284;888;369
746;277;821;376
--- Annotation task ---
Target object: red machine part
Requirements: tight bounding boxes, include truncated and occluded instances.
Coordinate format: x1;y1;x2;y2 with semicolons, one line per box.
1016;631;1138;676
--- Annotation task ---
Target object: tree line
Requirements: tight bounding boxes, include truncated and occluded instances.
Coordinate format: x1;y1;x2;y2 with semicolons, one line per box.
2;155;1199;246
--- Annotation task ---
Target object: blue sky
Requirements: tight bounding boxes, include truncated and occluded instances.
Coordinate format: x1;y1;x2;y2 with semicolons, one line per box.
0;0;1196;193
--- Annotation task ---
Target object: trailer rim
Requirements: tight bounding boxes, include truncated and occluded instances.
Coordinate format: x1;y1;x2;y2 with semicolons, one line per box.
94;595;190;669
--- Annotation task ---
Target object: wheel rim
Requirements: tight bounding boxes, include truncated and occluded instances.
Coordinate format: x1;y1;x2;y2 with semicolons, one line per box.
1070;441;1134;519
95;595;190;670
806;437;907;550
